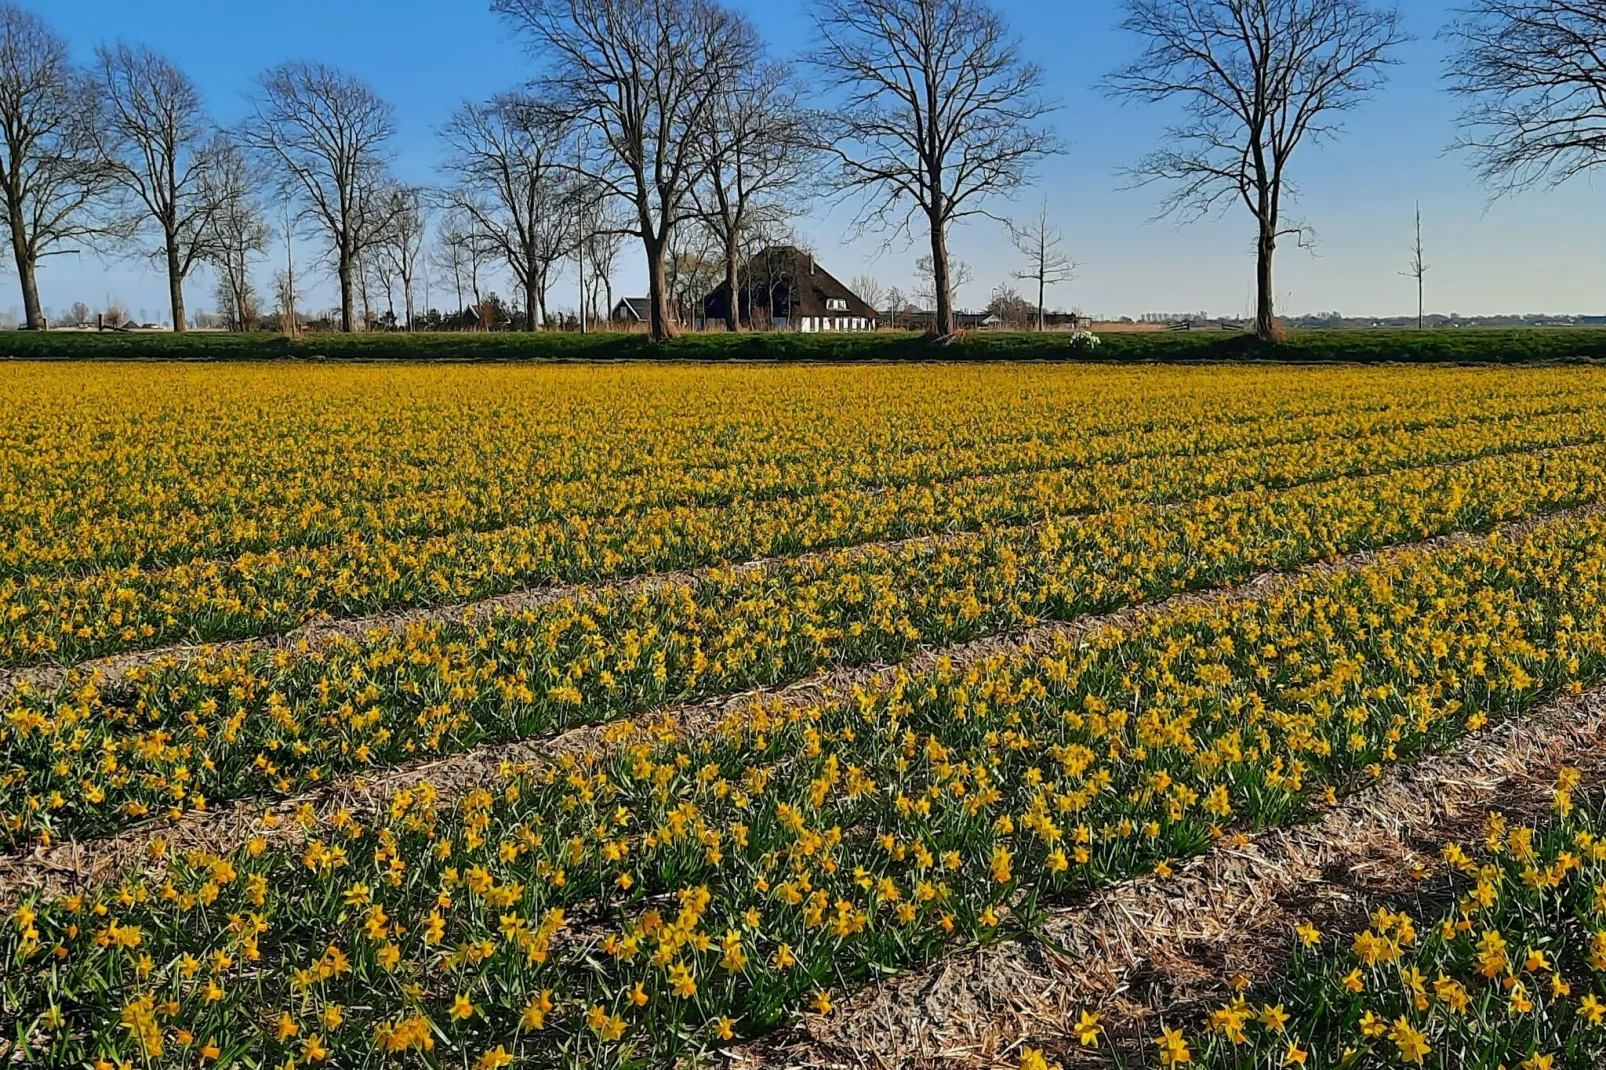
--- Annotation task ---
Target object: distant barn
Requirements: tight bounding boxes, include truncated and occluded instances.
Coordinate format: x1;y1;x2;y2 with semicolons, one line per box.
704;246;878;332
610;297;650;323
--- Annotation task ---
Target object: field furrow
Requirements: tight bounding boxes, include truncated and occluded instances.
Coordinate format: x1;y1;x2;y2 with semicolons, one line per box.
8;389;1594;581
745;670;1606;1069
3;410;1595;697
10;364;1588;583
4;495;1598;915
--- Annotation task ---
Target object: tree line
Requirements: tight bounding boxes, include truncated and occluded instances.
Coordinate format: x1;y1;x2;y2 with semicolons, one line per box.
0;0;1601;343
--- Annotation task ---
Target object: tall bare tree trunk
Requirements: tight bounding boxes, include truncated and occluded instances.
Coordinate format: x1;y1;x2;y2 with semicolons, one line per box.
338;246;356;332
723;232;740;332
525;271;540;331
929;214;954;337
1036;269;1045;332
166;233;187;332
1255;225;1277;342
18;258;41;329
9;200;42;329
645;235;674;341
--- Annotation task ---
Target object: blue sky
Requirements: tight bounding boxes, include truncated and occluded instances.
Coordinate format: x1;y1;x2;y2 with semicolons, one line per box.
27;0;1606;322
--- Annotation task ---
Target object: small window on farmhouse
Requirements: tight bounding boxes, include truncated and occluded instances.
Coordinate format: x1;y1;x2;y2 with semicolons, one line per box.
826;298;848;311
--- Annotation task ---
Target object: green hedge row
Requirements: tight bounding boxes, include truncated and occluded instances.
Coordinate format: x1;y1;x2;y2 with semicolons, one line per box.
4;327;1606;364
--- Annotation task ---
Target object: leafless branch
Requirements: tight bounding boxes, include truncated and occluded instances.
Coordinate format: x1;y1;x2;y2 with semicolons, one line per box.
0;2;120;328
1008;198;1076;330
493;0;755;340
438;93;570;327
90;41;224;330
1444;0;1606;195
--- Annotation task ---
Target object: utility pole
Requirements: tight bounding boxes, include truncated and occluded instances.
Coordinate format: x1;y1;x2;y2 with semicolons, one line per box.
577;220;586;334
576;140;588;334
1400;201;1428;330
283;198;298;338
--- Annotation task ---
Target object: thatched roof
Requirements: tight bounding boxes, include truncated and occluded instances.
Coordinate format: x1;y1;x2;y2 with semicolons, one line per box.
705;247;878;321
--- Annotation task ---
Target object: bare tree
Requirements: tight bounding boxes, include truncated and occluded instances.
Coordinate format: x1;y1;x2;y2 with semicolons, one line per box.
430;212;471;316
1009;199;1075;330
987;281;1033;327
850;273;885;311
586;217;626;327
91;42;225;332
438;93;571;329
67;299;88;325
276;196;298;336
573;186;628;326
376;184;426;329
493;0;755;341
0;3;114;329
199;138;269;332
242;61;396;332
665;226;723;327
272;266;301;336
884;284;907;327
808;0;1058;338
431;209;491;322
1445;1;1606;194
1105;0;1405;342
362;247;392;328
693;52;817;330
1400;200;1428;329
213;268;260;330
915;253;972;311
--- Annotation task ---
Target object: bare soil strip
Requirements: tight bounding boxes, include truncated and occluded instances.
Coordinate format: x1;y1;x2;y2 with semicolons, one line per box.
5;501;1600;921
0;436;1584;697
726;675;1606;1069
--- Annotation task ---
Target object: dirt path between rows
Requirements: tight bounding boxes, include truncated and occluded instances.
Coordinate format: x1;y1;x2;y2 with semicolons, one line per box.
5;501;1599;918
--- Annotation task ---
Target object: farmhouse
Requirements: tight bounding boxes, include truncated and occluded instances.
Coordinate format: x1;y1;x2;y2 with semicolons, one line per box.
704;246;878;332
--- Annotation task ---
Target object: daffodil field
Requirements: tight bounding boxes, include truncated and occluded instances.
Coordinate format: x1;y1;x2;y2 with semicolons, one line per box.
8;361;1606;1067
7;363;1606;666
1138;774;1606;1070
